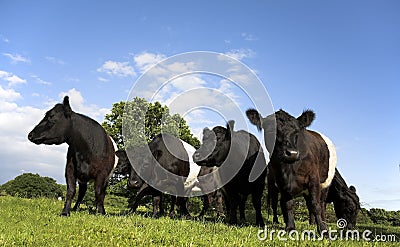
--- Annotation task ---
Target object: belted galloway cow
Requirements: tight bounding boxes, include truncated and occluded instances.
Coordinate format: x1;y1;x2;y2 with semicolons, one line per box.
246;109;336;234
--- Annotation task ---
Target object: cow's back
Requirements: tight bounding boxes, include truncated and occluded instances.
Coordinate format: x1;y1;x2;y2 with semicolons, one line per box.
149;134;190;177
226;130;267;191
70;113;115;179
306;130;336;189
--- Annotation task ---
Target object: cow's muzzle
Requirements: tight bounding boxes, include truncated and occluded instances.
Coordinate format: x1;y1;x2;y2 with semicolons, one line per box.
284;149;299;162
128;179;142;188
193;152;203;163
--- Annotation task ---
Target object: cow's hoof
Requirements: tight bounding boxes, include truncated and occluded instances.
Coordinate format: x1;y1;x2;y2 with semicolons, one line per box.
182;214;192;220
60;211;70;217
256;221;265;228
285;226;295;232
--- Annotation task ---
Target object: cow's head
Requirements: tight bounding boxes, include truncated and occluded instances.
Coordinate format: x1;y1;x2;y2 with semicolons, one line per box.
116;149;141;188
122;146;157;188
246;109;315;163
28;96;73;145
335;185;360;229
115;150;131;175
193;121;234;167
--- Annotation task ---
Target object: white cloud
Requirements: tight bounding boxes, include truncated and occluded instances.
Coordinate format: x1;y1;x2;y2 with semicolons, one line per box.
133;52;166;73
97;60;136;77
0;70;27;87
45;56;65;65
0;85;67;184
58;88;110;122
168;74;207;91
3;53;30;64
241;32;257;41
97;77;109;82
6;75;26;86
31;75;51;85
1;35;10;43
0;85;22;102
224;48;255;60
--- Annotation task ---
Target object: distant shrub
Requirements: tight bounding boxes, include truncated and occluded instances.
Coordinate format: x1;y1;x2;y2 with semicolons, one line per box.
0;173;64;199
367;208;400;226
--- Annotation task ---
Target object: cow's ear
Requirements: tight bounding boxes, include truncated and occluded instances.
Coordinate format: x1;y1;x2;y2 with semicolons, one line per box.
297;109;315;129
226;120;235;139
63;96;72;118
115;150;126;159
246;109;262;131
203;127;212;139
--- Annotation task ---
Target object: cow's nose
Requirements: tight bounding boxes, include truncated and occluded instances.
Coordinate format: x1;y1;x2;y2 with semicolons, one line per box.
128;179;139;188
28;132;34;141
284;149;299;161
193;152;201;162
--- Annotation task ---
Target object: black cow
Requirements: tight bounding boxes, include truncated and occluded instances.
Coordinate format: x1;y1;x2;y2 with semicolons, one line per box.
247;109;336;234
268;167;360;229
326;168;360;228
117;149;224;217
116;136;224;218
28;96;117;216
193;121;267;226
121;134;190;217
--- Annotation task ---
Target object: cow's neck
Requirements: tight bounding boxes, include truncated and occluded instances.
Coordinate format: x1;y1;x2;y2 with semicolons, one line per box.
65;113;95;155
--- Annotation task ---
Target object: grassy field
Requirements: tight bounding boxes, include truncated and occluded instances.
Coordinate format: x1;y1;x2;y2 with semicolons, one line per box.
0;195;398;246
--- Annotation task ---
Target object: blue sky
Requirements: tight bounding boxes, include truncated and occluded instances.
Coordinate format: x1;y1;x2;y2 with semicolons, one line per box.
1;1;399;210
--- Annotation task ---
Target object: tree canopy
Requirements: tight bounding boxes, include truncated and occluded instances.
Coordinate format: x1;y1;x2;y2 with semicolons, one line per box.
0;173;64;199
102;97;200;150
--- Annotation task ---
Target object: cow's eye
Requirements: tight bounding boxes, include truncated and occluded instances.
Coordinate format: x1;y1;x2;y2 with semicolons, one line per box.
47;114;55;121
46;115;56;126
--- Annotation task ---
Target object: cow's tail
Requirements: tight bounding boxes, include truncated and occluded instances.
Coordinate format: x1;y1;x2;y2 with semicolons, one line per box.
108;136;119;180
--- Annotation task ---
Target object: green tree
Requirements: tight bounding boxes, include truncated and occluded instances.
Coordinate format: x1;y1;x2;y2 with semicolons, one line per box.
0;173;64;199
102;97;200;150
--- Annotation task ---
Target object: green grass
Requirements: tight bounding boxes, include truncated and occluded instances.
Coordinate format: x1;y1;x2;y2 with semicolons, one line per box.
0;196;398;246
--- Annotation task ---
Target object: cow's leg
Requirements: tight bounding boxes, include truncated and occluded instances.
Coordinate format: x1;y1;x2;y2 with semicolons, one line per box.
215;191;225;217
152;192;163;218
280;194;295;231
309;183;327;235
176;180;190;218
159;194;164;215
198;194;210;218
320;188;328;223
61;156;76;216
227;192;239;225
304;195;316;225
129;183;152;213
239;194;247;222
252;191;265;227
177;197;190;218
94;176;108;215
72;181;87;211
269;185;280;224
169;196;176;218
